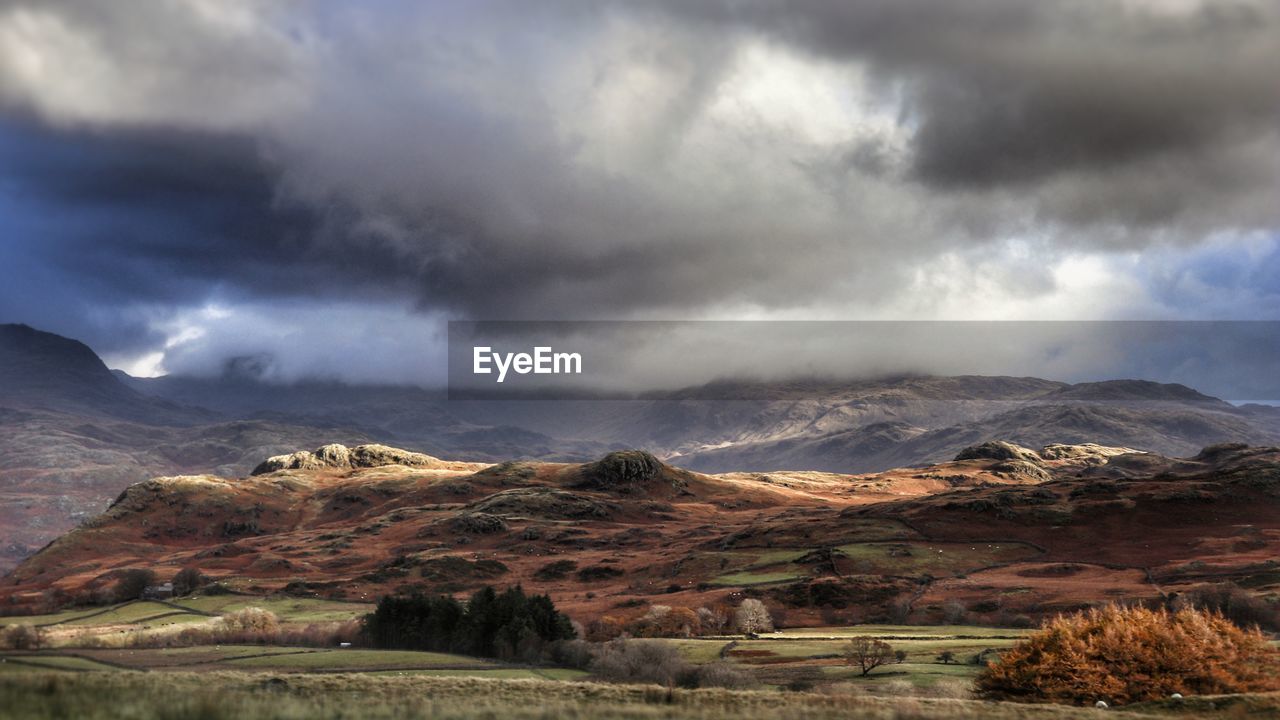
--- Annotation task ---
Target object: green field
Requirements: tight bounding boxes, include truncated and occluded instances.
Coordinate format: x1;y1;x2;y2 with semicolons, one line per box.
0;607;109;628
372;668;590;680
773;625;1033;639
835;541;1042;577
63;602;209;627
708;569;807;586
226;648;494;670
170;596;372;622
0;655;123;673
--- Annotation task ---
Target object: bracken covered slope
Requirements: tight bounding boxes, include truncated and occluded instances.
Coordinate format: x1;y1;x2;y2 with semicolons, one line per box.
4;442;1277;628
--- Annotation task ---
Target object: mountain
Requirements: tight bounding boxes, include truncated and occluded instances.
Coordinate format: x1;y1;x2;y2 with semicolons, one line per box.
0;324;200;423
124;372;1280;469
0;325;375;573
5;442;1277;630
4;322;1280;576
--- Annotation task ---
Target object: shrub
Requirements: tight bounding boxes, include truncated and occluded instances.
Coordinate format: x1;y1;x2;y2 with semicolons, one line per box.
589;638;688;687
682;661;756;689
212;607;280;643
976;604;1280;705
626;605;701;638
534;560;578;581
1;624;42;650
696;605;729;635
1172;582;1278;631
576;565;624;582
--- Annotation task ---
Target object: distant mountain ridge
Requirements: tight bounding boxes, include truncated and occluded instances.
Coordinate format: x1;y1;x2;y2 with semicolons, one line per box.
3;322;1280;573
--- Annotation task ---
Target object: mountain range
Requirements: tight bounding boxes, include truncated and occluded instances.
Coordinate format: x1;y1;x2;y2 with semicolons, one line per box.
2;321;1279;575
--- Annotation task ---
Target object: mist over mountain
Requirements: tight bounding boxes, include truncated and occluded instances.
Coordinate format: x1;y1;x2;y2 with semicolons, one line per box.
3;322;1280;575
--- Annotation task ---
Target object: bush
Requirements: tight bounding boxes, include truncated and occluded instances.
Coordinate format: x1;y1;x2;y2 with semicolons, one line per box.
682;661;756;689
589;638;688;687
1;624;42;650
207;607;281;643
1173;583;1278;631
534;560;578;581
977;605;1280;705
626;605;701;638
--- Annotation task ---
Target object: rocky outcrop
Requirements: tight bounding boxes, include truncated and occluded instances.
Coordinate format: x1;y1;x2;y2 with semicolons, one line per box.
252;443;444;475
954;441;1042;464
572;450;687;494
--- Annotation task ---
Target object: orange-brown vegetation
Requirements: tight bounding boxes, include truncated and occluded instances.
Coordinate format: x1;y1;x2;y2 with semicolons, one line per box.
976;604;1280;705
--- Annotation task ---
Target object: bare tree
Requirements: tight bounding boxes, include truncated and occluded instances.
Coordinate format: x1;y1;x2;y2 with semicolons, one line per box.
734;598;773;635
844;637;894;677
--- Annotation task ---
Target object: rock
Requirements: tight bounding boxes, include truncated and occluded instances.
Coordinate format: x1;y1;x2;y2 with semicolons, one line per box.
313;443;351;467
348;443;439;468
574;450;684;494
954;441;1042;464
252;443;444;475
990;459;1052;482
1095;700;1109;709
1039;443;1137;461
252;451;325;475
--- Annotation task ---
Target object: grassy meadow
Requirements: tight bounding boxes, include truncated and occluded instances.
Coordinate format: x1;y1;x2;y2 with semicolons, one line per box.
6;670;1273;720
3;598;1277;719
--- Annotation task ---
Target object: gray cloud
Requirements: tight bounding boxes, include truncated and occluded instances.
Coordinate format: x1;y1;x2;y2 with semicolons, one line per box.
0;0;1276;382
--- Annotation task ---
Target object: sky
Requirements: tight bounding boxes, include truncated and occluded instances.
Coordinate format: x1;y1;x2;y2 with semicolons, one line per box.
0;0;1277;387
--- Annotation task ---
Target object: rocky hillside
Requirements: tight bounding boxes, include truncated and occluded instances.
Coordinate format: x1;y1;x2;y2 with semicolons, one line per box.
5;442;1276;630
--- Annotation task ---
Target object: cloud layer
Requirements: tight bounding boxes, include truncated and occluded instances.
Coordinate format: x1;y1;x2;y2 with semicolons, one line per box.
0;0;1276;382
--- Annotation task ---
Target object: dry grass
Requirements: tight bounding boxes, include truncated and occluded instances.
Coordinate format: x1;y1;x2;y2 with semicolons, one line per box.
0;670;1194;720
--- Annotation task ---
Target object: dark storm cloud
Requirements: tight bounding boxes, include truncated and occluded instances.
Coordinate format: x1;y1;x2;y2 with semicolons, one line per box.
655;0;1280;222
0;0;1277;379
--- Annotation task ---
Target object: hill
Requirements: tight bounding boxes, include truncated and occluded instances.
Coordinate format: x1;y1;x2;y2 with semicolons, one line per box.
5;442;1276;630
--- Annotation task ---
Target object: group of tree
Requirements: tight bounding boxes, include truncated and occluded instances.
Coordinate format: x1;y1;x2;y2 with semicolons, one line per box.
363;585;575;661
110;567;205;603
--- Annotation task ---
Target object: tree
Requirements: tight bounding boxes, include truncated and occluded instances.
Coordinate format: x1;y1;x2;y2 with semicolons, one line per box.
844;637;894;677
734;598;773;635
894;649;908;664
114;568;156;602
977;605;1280;705
171;567;205;596
937;650;956;664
